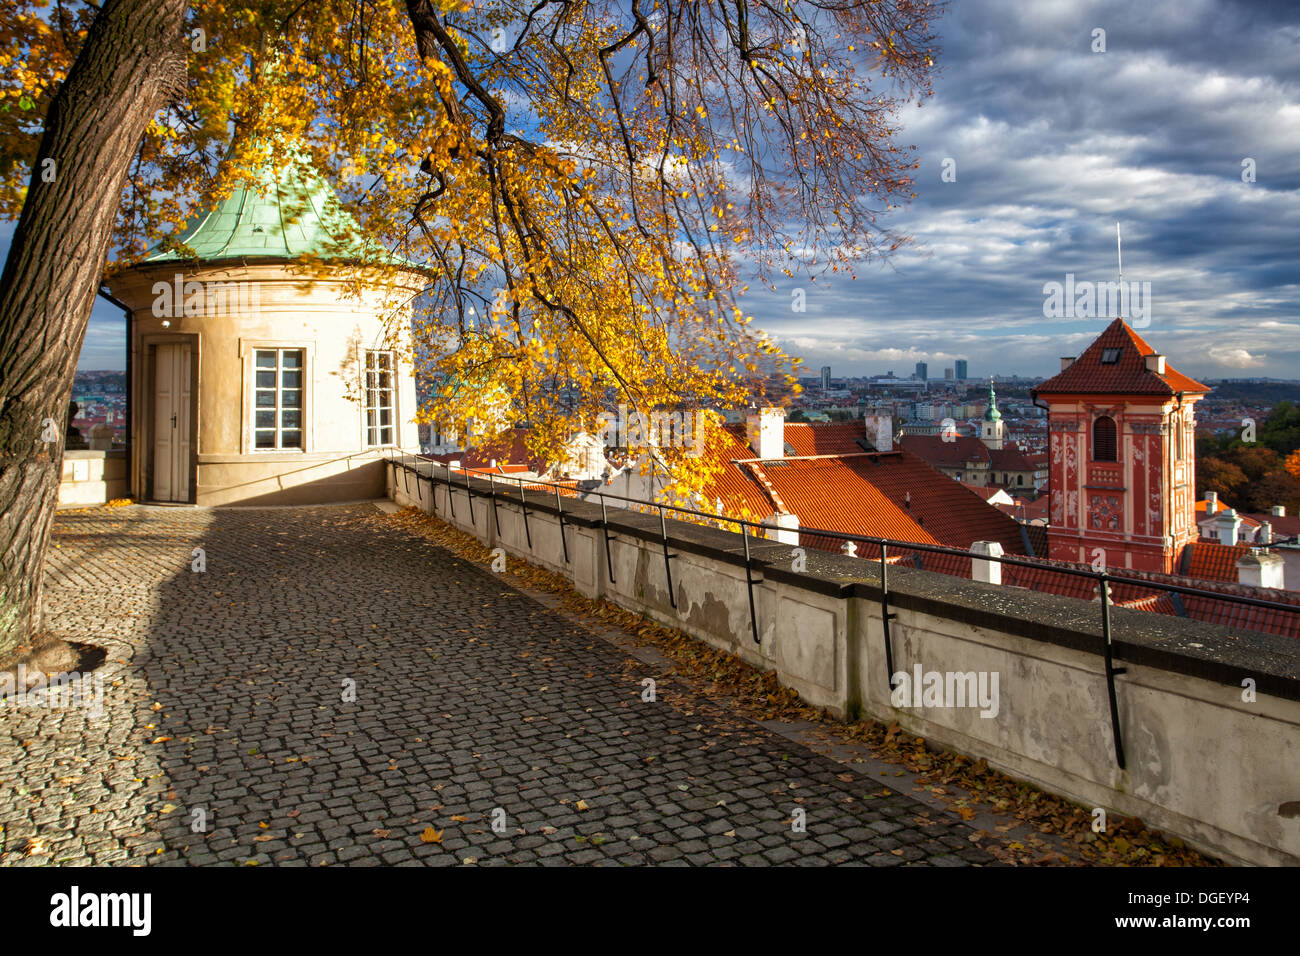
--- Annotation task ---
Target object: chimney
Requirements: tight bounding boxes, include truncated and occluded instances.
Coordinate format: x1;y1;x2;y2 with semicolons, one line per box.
971;541;1004;585
745;407;786;460
1205;490;1218;515
1272;504;1286;517
1260;520;1273;545
762;511;800;545
863;410;893;453
1060;356;1075;371
1144;353;1166;374
1237;548;1284;589
1216;508;1242;546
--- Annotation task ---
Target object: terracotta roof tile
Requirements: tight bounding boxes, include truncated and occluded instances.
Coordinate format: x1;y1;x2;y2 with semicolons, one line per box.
1034;318;1210;396
704;424;780;518
783;421;868;456
1238;511;1300;538
988;446;1036;472
899;433;990;470
1184;541;1252;583
864;451;1031;554
462;427;549;473
746;456;939;556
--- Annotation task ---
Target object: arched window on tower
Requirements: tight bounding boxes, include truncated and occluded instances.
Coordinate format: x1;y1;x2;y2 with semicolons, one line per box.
1093;416;1117;462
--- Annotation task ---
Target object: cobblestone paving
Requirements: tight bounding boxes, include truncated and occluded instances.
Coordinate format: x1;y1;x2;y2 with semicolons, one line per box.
0;504;993;866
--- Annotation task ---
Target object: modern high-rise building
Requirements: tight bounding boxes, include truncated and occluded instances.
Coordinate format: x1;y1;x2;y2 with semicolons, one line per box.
955;359;968;380
944;368;955;381
915;361;928;381
820;366;831;389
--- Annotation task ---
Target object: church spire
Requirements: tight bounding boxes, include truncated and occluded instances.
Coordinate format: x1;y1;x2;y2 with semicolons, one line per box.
984;377;1001;422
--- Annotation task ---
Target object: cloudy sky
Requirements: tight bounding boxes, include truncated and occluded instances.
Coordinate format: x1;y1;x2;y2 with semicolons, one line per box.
44;0;1300;378
742;0;1300;381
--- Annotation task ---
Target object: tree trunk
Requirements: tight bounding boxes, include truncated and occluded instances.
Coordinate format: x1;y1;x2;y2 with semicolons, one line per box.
0;0;186;661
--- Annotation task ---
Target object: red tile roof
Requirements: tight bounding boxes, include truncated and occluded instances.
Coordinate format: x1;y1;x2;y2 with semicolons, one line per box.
899;433;991;470
783;421;868;456
988;445;1036;473
1240;511;1300;539
461;427;550;473
1183;540;1252;583
750;456;940;556
704;424;782;518
1034;318;1210;396
835;451;1031;555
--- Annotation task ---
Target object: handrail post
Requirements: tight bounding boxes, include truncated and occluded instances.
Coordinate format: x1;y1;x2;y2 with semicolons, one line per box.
426;458;436;514
445;463;455;518
519;477;532;548
743;523;760;644
488;473;501;535
464;467;475;525
601;495;616;584
555;483;569;563
659;504;677;609
880;541;896;690
1099;572;1128;770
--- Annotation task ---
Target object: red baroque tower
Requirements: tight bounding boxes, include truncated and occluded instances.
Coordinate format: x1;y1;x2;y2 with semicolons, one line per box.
1032;318;1210;573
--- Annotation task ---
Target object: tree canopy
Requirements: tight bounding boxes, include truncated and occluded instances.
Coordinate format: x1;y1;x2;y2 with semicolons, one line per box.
3;0;939;505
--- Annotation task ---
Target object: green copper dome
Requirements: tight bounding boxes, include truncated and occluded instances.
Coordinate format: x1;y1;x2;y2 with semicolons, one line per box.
984;379;1001;422
142;145;412;269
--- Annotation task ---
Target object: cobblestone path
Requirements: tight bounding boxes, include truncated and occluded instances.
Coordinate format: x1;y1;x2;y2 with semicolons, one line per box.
0;504;992;866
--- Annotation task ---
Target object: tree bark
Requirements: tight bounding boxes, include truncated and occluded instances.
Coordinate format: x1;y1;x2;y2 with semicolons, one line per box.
0;0;186;660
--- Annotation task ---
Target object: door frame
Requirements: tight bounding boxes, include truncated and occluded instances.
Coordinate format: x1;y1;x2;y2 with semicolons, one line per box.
140;332;200;504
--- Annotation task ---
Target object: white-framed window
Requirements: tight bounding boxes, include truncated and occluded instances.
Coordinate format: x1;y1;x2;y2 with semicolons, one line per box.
253;348;304;449
363;350;396;447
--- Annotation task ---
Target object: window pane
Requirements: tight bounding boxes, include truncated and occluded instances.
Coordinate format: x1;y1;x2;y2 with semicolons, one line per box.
253;348;306;450
361;350;397;448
